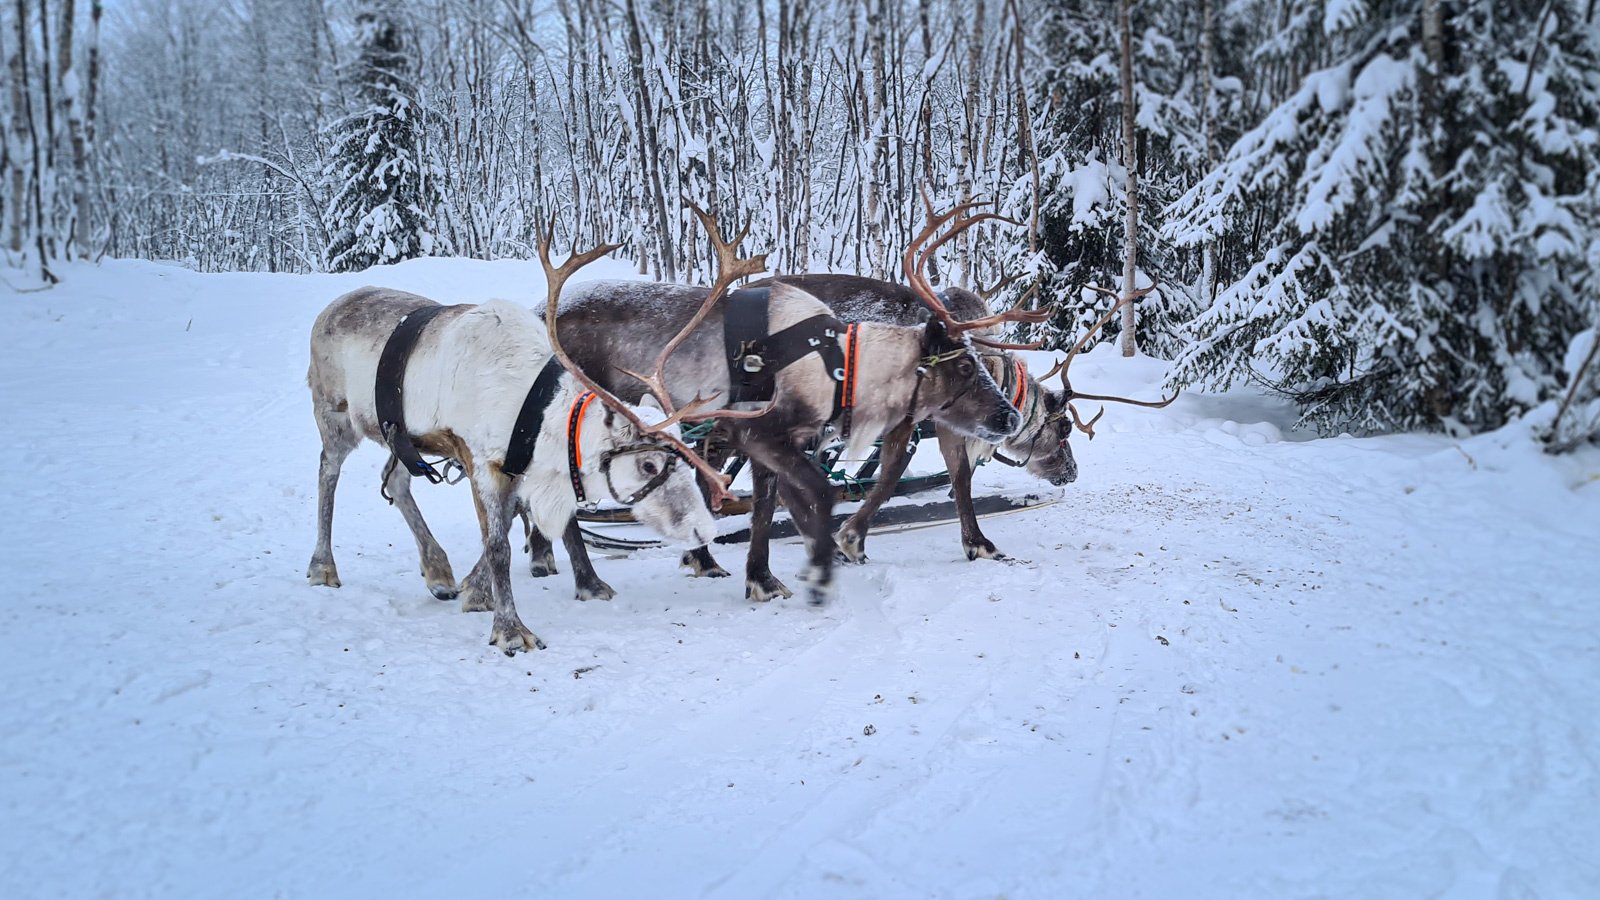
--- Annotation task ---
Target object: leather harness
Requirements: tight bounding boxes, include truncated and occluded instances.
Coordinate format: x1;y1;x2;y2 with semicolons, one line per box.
374;310;676;506
722;287;861;438
375;304;460;483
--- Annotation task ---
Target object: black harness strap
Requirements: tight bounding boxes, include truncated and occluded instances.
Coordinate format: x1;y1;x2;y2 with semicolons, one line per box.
500;357;566;478
722;288;851;429
375;303;459;481
761;314;848;378
724;288;772;405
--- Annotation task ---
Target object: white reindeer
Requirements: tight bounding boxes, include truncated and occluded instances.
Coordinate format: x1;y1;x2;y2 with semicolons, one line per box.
305;286;716;655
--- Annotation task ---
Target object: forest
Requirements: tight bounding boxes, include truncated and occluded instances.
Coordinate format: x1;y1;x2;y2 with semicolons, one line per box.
3;0;1598;446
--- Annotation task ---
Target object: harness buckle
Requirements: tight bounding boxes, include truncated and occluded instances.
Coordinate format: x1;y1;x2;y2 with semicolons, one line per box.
740;354;765;373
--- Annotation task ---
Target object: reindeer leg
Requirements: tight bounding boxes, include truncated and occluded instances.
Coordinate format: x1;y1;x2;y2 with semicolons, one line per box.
681;545;731;578
459;476;496;613
560;517;616;601
474;468;545;655
835;417;918;565
382;458;458;600
745;439;838;606
741;464;792;601
521;506;558;578
680;467;730;577
306;412;357;588
936;426;1002;561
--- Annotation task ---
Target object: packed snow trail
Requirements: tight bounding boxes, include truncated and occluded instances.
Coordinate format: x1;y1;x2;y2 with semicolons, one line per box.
2;260;1597;899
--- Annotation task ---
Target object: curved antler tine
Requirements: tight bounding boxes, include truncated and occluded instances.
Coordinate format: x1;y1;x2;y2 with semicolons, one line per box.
666;395;775;425
972;335;1047;351
1068;401;1104;439
1040;356;1067;382
540;227;746;508
956;283;1053;337
1048;280;1181;414
912;210;1010;292
1067;389;1179;409
1084;281;1159;302
976;269;1024;300
913;211;1022;281
598;198;771;506
1058;288;1137;378
682;196;767;292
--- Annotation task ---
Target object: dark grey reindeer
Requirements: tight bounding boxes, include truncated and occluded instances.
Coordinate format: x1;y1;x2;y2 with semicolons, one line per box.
771;275;1176;563
534;201;1045;603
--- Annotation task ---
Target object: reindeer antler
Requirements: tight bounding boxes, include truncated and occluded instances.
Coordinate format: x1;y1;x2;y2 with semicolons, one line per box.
1039;282;1177;437
537;217;756;510
975;268;1024;301
614;198;772;431
903;186;1052;351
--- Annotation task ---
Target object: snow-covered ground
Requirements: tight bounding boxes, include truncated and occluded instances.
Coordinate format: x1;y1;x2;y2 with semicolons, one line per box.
3;258;1598;899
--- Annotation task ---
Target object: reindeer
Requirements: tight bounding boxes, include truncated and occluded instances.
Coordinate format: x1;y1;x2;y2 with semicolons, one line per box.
304;266;724;655
530;200;1045;604
786;277;1176;563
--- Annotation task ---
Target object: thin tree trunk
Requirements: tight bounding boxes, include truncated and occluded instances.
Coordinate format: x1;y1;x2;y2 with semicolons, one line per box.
1199;0;1217;305
79;0;99;255
1421;0;1443;99
16;0;56;282
866;0;888;279
6;4;29;254
57;0;84;258
1117;0;1139;356
624;0;674;280
957;0;984;284
1009;0;1038;260
37;0;53;173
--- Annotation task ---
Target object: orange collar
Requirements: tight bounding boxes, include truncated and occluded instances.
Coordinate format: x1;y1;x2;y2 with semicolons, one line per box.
839;323;861;438
1010;359;1029;411
565;391;598;500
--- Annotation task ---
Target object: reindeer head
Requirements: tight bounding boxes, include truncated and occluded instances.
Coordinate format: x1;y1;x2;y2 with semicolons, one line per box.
900;192;1056;443
984;354;1078;485
913;320;1022;442
575;401;718;548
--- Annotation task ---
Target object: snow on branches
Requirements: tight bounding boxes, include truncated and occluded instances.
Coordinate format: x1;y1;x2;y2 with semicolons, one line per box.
1165;0;1600;438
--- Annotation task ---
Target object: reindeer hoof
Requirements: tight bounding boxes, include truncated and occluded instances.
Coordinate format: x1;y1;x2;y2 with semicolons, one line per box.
490;620;546;656
746;574;792;602
306;560;341;588
797;564;836;606
529;551;558;578
835;530;869;565
429;583;458;601
964;540;1006;561
459;579;494;613
681;549;730;578
576;580;616;602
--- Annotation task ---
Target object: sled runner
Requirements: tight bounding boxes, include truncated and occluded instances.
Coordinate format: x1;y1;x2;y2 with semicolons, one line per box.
579;492;1056;551
574;418;1054;550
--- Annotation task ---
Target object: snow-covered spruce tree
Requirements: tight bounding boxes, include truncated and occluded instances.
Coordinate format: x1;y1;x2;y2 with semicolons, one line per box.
1166;0;1600;436
321;0;443;273
1540;221;1600;450
1010;0;1200;359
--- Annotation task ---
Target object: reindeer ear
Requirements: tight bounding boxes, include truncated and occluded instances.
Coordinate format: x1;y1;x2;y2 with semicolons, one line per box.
924;318;950;344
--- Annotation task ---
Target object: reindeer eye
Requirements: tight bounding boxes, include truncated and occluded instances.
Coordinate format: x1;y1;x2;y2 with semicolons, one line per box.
641;459;659;477
957;359;975;377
